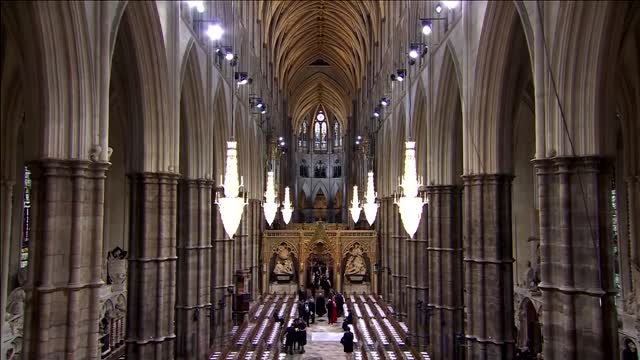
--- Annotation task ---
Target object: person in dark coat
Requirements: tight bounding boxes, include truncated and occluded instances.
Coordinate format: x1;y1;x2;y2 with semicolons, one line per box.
340;327;354;359
284;325;295;355
344;312;353;325
335;293;344;317
623;339;638;360
326;298;336;324
302;301;310;327
316;293;326;317
296;318;307;353
307;298;316;324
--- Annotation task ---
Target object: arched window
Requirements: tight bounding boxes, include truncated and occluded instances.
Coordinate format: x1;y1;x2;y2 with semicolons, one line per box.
298;120;308;148
333;159;342;178
333;120;342;147
314;112;327;151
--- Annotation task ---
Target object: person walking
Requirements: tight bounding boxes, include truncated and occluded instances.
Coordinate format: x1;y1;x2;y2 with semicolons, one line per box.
307;298;316;324
284;324;295;355
316;292;326;318
335;292;344;317
326;298;335;324
340;327;354;360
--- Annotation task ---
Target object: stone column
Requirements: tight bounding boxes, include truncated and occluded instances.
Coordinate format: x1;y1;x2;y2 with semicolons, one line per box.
210;189;228;348
380;197;392;300
175;179;213;359
407;194;429;348
21;159;108;360
462;174;515;360
427;185;464;360
126;172;178;359
535;157;617;360
1;179;14;326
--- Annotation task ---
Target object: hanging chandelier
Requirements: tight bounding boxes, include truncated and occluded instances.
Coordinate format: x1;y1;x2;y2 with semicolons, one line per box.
217;141;247;238
363;171;378;225
350;185;362;223
394;141;426;238
281;186;293;225
263;171;278;226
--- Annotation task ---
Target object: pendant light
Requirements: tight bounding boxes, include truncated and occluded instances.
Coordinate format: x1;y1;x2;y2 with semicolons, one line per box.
263;171;278;226
350;185;362;223
217;141;247;238
363;171;378;225
394;141;426;238
281;187;293;224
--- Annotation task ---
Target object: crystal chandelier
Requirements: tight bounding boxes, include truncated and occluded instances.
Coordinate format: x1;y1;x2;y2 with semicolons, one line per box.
394;141;426;238
217;141;247;238
263;171;278;226
350;185;362;223
281;186;293;224
363;171;378;225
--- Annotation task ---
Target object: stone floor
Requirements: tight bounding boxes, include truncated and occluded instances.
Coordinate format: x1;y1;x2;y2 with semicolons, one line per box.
281;316;352;359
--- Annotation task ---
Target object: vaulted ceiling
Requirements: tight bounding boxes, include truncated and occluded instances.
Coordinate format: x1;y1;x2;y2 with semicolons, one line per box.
260;0;382;129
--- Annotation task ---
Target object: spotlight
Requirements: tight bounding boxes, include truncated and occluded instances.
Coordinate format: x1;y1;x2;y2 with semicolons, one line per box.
409;47;420;59
422;20;433;35
355;141;360;145
443;1;460;9
255;98;263;108
278;136;284;141
435;3;443;14
235;72;251;85
409;59;417;66
380;97;390;107
261;106;267;114
280;141;285;146
225;52;235;61
357;135;362;140
186;1;205;13
396;69;406;82
373;108;380;117
206;24;224;41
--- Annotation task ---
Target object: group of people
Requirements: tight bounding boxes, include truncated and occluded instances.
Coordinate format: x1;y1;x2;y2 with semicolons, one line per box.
283;316;308;355
278;286;354;358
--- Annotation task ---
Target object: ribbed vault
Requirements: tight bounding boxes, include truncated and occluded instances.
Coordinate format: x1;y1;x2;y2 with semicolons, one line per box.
260;0;381;128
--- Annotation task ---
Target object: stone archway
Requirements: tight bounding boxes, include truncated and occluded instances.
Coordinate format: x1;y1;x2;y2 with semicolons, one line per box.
518;298;542;355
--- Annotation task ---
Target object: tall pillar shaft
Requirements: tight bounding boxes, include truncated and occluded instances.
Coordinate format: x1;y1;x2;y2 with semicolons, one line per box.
427;185;464;360
535;157;617;360
462;174;515;360
176;179;213;359
1;180;15;328
126;172;178;359
407;195;429;349
22;160;108;360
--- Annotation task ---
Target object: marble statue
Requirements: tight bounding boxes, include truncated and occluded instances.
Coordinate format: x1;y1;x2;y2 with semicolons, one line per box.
273;245;294;275
345;245;367;275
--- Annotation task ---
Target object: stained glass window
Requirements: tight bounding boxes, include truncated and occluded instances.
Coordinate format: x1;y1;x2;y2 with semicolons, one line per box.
334;120;342;147
298;120;308;148
314;112;327;151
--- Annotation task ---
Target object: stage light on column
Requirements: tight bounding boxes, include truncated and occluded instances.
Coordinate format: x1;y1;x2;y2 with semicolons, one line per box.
422;20;433;35
206;24;224;41
409;47;420;59
380;97;390;107
186;1;205;13
443;1;460;9
373;107;381;118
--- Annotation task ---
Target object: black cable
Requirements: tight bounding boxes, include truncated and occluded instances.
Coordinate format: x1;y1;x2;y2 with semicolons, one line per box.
536;0;603;293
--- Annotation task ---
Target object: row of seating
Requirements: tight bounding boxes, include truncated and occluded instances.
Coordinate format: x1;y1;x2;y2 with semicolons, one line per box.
252;318;271;345
236;324;255;345
374;304;386;318
370;318;390;346
357;318;375;346
383;318;405;346
353;303;363;318
364;303;375;318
